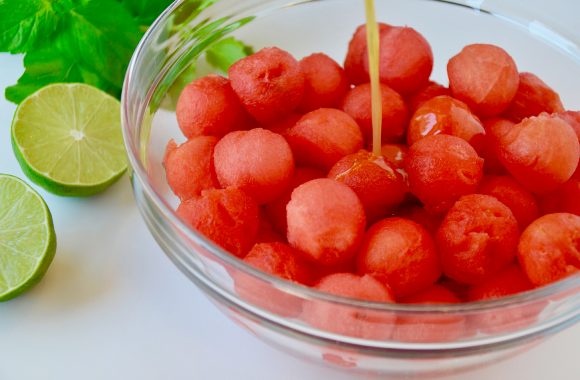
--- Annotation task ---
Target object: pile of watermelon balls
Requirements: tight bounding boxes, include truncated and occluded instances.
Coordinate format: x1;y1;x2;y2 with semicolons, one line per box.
164;22;580;339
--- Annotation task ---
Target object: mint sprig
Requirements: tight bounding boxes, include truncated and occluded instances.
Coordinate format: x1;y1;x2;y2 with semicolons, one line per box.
120;0;174;28
206;37;255;73
0;0;74;53
1;0;254;105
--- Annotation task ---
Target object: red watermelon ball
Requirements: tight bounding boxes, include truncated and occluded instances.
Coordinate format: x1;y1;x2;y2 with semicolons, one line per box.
328;150;407;223
163;137;219;201
301;273;396;339
393;285;465;343
467;264;534;302
503;72;564;122
478;175;540;228
357;217;441;298
213;128;295;204
406;81;451;113
228;47;305;124
448;44;519;118
176;188;259;257
466;264;539;334
496;113;579;193
405;134;483;214
342;83;408;144
176;75;250;139
235;242;313;317
285;108;363;171
364;25;434;95
344;23;433;95
298;53;349;112
264;167;325;235
437;194;519;284
479;117;515;175
287;179;366;266
344;23;391;85
407;95;486;150
518;213;580;286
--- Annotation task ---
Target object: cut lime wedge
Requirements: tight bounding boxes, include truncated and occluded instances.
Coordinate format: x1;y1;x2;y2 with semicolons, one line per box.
0;174;56;301
11;83;127;196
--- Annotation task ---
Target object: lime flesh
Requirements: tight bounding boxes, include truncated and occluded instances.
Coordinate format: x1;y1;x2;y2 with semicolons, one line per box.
11;83;127;196
0;174;56;301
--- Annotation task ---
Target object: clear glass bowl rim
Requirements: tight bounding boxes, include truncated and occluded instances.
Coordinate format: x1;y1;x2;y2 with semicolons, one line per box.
121;0;580;314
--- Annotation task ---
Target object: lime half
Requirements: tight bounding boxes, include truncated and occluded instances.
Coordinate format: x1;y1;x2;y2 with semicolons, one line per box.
0;174;56;301
11;83;127;196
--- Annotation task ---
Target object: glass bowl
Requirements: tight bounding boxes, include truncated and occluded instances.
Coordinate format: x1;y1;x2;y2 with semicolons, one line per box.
121;0;580;376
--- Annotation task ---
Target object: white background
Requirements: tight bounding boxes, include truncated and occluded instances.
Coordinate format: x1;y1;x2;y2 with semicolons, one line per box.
1;1;579;379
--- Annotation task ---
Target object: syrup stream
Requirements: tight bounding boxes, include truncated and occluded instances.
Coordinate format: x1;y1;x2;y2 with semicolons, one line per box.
364;0;382;156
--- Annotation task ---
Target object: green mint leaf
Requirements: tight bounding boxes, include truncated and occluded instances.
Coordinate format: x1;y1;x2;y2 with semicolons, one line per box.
0;0;74;53
5;0;141;104
61;0;142;88
205;37;254;73
5;35;120;104
120;0;174;27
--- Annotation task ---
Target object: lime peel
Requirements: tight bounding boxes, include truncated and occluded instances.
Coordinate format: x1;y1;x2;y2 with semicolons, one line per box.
11;83;127;197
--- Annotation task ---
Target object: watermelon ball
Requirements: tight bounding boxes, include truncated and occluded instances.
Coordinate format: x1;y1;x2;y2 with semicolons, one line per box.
285;108;363;171
287;179;366;266
381;143;408;168
176;188;259;257
266;113;302;135
264;167;325;235
478;175;539;228
405;134;484;214
235;242;313;316
407;80;451;113
503;72;564;122
228;47;305;124
407;95;486;150
496;113;580;193
556;110;580;139
328;150;407;223
437;194;520;284
213;128;295;204
393;285;465;343
539;179;580;216
518;213;580;286
363;25;434;95
397;204;442;235
485;117;515;140
556;111;580;179
357;218;441;298
243;242;312;285
301;273;396;339
467;264;534;302
163;137;219;201
298;53;349;112
344;23;391;85
342;83;408;144
448;44;519;117
479;118;515;175
466;264;539;334
176;75;249;139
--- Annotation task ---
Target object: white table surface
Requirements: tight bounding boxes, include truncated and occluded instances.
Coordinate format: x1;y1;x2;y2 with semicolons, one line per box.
1;1;579;379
